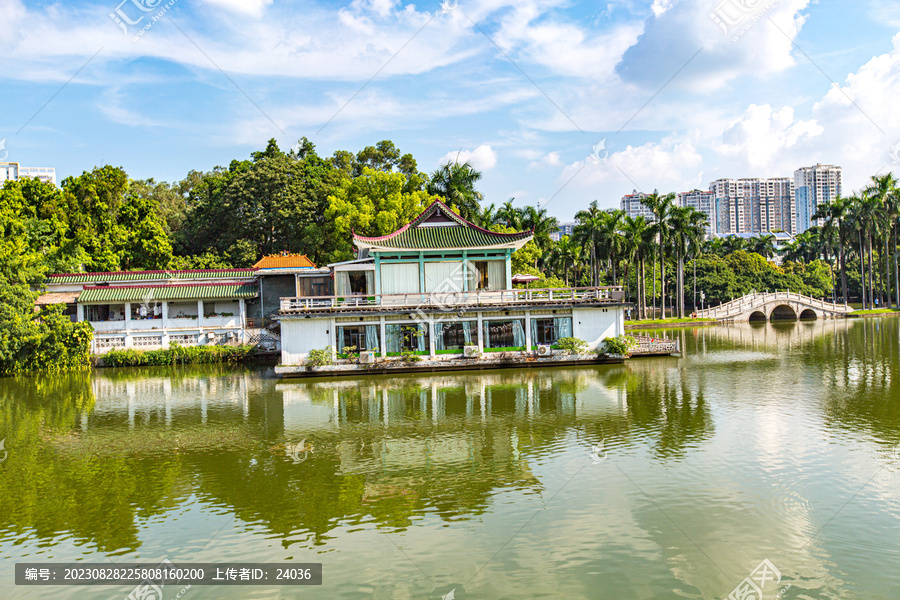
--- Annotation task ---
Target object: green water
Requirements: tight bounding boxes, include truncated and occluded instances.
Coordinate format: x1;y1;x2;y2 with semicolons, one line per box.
1;318;899;599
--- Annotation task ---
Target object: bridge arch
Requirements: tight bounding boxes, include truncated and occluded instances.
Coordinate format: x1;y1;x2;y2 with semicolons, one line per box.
799;308;818;320
770;304;798;321
749;310;767;322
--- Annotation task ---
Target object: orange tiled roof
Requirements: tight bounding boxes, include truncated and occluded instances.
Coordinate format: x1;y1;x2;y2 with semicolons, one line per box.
252;253;316;269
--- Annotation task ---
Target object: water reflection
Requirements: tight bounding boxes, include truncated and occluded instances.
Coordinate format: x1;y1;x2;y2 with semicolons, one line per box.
0;319;898;599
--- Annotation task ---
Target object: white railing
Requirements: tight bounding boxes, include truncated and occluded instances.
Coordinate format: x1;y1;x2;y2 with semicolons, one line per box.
280;286;626;312
629;334;679;355
696;291;853;320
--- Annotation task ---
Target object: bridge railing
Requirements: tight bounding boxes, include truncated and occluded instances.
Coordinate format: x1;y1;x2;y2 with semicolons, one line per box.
696;291;852;320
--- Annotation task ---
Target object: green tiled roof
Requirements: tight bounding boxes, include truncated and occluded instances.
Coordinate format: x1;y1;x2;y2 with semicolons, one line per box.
361;225;532;249
354;200;533;250
78;283;258;304
47;269;257;284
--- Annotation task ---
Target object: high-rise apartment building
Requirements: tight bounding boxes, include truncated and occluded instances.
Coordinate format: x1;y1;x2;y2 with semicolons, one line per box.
710;177;795;235
677;190;716;234
620;190;655;221
794;164;841;233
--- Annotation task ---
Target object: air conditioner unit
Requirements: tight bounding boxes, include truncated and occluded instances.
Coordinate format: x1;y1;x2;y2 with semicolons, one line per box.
463;346;481;358
359;351;376;364
206;332;216;340
226;331;236;339
537;345;552;356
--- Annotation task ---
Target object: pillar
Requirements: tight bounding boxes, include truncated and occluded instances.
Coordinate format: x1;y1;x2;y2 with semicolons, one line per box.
477;311;484;352
524;310;532;350
124;303;132;348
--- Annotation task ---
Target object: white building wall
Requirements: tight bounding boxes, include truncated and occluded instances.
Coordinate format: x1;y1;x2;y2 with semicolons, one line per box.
571;307;624;351
281;318;333;365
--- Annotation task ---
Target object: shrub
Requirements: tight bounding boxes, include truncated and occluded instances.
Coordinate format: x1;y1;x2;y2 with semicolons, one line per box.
400;350;423;363
556;337;588;355
103;344;255;367
600;336;633;356
306;346;333;367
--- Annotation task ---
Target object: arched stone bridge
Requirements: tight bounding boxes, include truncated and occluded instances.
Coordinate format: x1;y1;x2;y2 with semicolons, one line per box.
696;291;854;322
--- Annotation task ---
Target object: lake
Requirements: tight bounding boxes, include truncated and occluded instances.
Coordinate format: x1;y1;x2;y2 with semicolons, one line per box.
1;317;899;599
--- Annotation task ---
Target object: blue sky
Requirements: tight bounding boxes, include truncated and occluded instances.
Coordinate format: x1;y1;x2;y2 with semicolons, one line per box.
2;0;900;220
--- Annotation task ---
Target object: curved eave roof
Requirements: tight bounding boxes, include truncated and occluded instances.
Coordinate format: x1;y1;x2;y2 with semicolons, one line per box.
353;200;533;252
47;269;258;284
78;283;259;304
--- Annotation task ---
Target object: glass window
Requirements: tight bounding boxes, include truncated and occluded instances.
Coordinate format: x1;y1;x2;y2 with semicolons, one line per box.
531;317;573;345
386;323;429;354
337;325;380;353
483;319;526;349
434;321;476;351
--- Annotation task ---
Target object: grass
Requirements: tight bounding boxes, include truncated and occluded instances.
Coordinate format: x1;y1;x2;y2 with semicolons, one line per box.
627;317;717;325
484;346;527;353
851;308;900;315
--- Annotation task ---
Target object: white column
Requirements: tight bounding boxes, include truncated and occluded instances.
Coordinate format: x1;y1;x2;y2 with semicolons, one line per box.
477;311;484;352
379;317;387;358
330;318;337;360
124;303;132;348
428;315;436;359
197;300;204;342
525;310;532;351
238;298;246;343
76;304;84;322
161;302;169;348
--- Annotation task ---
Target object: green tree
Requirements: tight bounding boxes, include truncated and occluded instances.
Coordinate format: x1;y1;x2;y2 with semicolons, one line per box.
326;167;435;261
426;161;484;221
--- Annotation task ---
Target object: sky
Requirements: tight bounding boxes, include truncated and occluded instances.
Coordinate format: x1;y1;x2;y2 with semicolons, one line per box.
2;0;900;220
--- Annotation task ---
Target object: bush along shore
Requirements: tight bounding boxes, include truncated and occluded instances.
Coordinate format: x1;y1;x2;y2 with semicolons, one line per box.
100;343;256;367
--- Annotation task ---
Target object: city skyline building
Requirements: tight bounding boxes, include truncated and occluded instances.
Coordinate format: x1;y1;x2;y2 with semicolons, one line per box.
794;164;842;233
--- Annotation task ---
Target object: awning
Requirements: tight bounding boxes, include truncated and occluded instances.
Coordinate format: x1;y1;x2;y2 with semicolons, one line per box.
78;283;258;304
35;291;80;305
512;273;540;284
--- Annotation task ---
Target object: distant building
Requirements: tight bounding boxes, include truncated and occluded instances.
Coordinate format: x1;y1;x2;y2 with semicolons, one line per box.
794;164;841;233
677;190;716;234
556;221;576;240
0;162;57;185
710;177;795;235
620;190;654;221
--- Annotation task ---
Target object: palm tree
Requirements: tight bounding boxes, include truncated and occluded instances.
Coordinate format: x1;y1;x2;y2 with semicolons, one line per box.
521;205;558;262
550;235;581;286
852;192;883;309
865;173;898;308
722;235;747;254
814;195;852;304
426;160;484;221
496;198;523;229
598;209;625;286
641;192;675;317
669;206;708;318
574;201;604;286
622;216;652;319
749;233;776;259
477;202;497;229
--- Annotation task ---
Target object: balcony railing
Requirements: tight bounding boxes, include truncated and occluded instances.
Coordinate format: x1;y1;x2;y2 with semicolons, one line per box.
280;286;626;313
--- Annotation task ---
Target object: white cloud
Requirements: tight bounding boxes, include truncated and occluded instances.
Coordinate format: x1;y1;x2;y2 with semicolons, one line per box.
439;145;498;171
563;134;704;192
715;104;823;171
618;0;811;90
